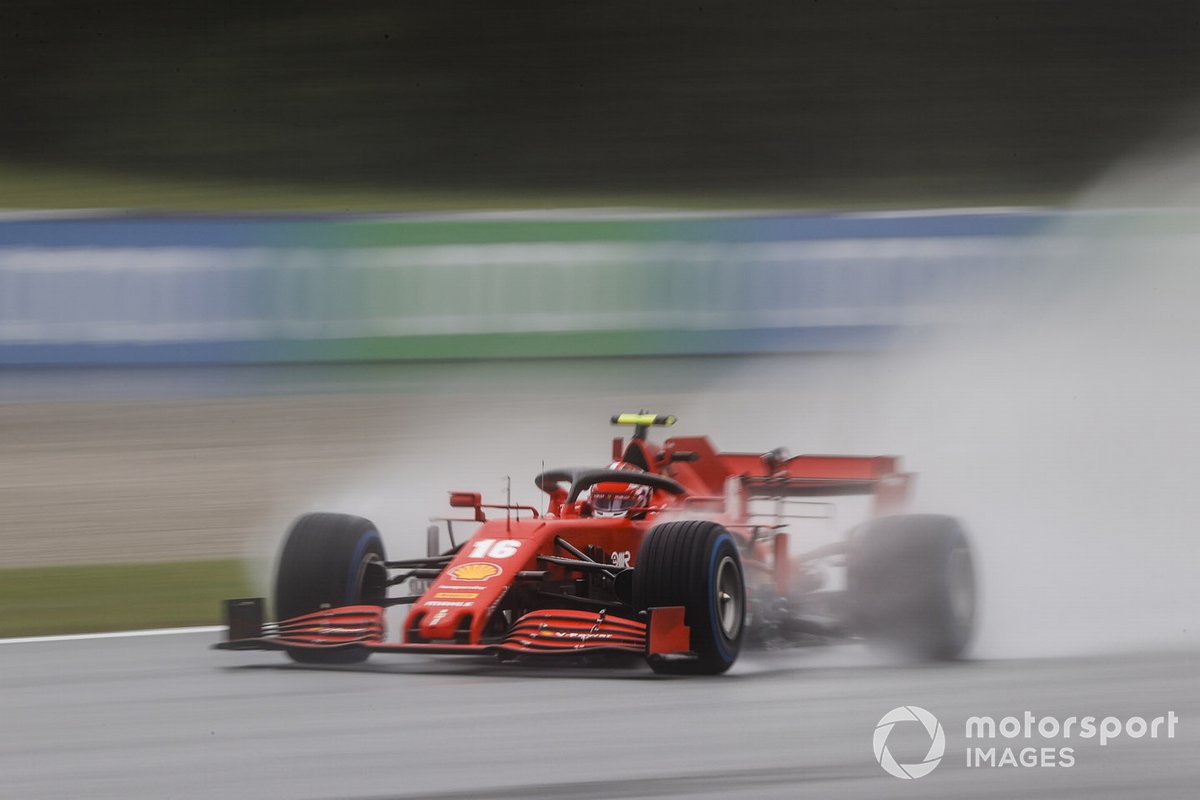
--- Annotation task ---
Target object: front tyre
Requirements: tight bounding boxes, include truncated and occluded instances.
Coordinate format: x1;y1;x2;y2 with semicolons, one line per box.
274;513;387;665
633;520;745;675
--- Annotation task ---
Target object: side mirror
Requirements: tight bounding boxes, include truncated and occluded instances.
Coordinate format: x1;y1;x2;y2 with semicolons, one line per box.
449;491;485;522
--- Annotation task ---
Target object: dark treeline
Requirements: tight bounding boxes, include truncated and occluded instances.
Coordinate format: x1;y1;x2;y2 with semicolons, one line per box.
3;0;1200;199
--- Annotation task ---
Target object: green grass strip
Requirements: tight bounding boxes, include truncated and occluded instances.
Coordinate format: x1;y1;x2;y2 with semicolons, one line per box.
0;559;254;638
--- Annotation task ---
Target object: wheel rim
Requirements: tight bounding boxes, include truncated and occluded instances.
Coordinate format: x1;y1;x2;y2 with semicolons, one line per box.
715;555;744;640
947;545;974;628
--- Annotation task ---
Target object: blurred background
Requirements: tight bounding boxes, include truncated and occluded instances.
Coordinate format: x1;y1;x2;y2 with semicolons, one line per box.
3;0;1200;207
3;2;1200;798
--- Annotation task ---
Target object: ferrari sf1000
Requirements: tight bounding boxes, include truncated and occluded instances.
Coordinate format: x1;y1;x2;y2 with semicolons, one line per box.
218;414;975;674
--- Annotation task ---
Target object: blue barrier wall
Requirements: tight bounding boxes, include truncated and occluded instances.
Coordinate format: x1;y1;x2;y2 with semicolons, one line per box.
0;209;1081;365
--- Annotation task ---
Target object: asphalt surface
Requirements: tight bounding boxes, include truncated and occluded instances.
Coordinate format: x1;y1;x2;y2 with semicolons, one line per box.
2;631;1196;800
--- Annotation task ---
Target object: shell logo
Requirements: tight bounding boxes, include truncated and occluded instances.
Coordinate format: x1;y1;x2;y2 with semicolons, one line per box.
448;562;502;581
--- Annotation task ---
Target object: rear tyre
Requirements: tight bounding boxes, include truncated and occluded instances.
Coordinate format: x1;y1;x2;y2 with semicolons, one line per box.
274;513;387;664
846;514;975;660
634;520;745;675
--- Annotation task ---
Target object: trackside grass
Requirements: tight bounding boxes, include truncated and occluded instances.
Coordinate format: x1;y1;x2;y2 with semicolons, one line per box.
0;560;254;638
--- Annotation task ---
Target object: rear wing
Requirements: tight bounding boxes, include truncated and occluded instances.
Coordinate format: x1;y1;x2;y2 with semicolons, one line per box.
728;453;900;493
663;435;912;513
735;454;911;515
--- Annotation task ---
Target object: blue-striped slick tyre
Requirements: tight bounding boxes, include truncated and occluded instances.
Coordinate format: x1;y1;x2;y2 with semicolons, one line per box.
633;520;746;674
274;513;387;665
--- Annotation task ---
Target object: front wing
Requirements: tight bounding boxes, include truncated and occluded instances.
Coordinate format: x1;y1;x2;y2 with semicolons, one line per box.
215;600;692;659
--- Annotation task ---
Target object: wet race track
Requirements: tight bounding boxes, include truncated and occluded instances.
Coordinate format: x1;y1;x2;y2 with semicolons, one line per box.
1;631;1196;799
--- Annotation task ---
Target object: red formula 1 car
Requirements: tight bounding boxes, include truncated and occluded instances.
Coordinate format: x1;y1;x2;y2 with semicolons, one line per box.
217;414;976;674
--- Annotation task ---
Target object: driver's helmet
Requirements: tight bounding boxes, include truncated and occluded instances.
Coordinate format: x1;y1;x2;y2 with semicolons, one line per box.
589;461;652;518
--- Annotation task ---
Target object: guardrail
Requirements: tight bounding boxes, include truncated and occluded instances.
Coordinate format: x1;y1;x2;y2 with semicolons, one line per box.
0;209;1071;365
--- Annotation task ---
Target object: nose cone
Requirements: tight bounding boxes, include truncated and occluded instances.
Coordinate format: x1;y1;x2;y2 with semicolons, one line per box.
418;605;474;640
413;575;500;642
409;519;548;643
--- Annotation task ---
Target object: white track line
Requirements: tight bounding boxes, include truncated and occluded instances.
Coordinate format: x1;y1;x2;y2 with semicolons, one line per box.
0;625;223;645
